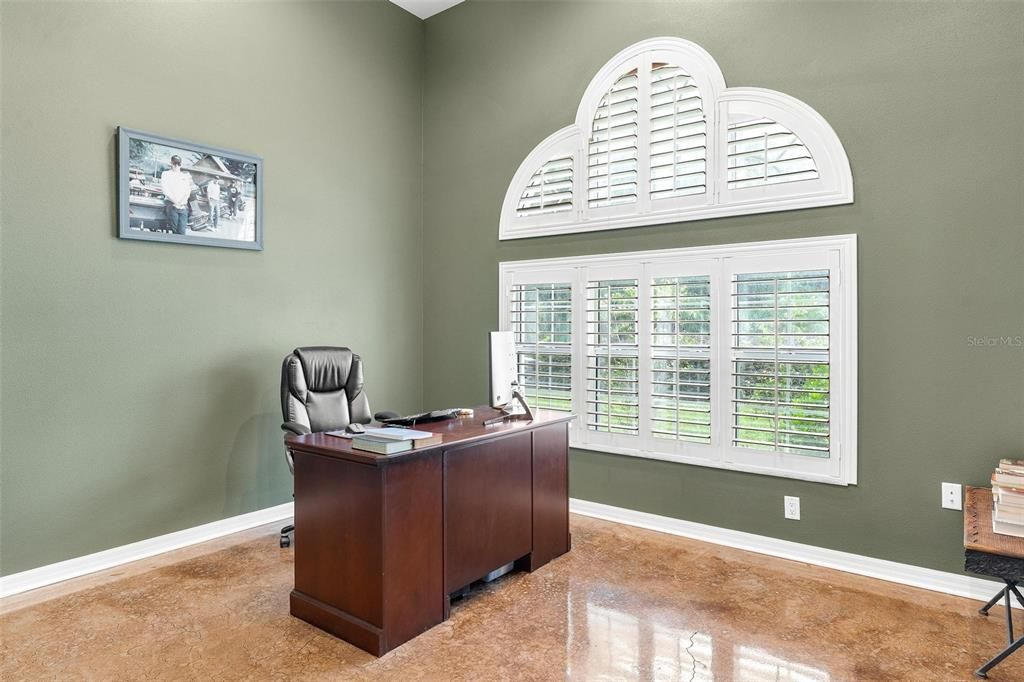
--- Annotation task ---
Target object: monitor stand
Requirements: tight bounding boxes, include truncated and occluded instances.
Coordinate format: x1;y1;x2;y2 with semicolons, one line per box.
483;389;534;426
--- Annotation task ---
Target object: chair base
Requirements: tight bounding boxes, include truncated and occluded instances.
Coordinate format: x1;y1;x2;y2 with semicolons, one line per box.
280;524;294;548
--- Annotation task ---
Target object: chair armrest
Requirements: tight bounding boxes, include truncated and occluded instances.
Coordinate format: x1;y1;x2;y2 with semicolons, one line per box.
374;411;401;422
281;421;312;436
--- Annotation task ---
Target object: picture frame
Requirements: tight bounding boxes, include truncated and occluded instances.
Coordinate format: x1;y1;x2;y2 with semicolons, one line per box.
117;127;263;251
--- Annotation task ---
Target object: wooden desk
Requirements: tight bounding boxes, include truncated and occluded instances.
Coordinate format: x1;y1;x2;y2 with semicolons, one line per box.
285;407;575;655
964;486;1024;678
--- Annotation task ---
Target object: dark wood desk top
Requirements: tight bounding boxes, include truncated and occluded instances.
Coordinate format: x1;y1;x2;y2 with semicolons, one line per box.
964;486;1024;560
285;406;576;466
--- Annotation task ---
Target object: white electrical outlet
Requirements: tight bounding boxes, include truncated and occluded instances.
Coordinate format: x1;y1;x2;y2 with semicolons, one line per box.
942;482;963;510
784;496;800;520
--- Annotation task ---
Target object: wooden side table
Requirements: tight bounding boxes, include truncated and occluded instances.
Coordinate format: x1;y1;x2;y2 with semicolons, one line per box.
964;486;1024;678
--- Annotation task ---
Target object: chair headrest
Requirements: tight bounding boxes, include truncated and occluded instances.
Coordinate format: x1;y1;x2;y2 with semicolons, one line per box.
293;346;355;393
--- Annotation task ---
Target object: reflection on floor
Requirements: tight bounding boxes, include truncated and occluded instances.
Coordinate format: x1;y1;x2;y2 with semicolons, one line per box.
2;514;1021;681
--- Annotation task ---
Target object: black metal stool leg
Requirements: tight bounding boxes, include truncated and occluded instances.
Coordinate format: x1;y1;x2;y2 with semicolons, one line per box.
976;633;1024;678
975;580;1024;678
980;586;1007;616
1005;583;1015;643
1008;582;1024;610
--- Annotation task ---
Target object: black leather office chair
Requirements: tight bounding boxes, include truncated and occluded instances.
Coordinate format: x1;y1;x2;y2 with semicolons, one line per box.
279;346;397;547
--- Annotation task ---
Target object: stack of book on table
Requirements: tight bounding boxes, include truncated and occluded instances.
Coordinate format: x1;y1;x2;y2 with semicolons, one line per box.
992;459;1024;537
347;426;443;455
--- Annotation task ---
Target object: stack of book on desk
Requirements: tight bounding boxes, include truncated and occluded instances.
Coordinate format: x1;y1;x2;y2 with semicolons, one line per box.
991;459;1024;537
351;427;443;455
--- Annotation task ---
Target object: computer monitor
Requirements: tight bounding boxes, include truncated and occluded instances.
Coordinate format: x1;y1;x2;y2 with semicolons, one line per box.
489;331;517;409
488;331;533;423
486;331;534;425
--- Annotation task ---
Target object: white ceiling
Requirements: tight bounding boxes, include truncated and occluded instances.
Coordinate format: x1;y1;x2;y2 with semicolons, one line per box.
388;0;464;20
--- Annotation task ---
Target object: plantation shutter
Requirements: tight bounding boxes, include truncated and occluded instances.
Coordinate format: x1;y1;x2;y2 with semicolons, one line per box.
588;70;640;209
730;269;831;457
586;277;640;434
650;274;712;443
509;282;573;412
727;117;818;190
649;63;707;200
516;155;574;217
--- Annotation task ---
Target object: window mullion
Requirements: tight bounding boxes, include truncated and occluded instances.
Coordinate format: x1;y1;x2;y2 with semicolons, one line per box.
711;258;731;462
772;275;780;450
572;266;587;445
637;263;653;449
636;57;652;216
828;248;842;472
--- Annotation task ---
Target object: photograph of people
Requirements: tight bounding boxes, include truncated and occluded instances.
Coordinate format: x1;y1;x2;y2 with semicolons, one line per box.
121;130;260;248
159;155;191;236
206;178;221;229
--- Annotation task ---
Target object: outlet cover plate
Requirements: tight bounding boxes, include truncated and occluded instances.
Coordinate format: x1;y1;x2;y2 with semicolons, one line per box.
784;496;801;520
942;482;963;511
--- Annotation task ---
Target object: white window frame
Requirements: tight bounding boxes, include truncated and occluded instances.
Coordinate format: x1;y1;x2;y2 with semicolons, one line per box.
499;37;853;241
499;234;857;486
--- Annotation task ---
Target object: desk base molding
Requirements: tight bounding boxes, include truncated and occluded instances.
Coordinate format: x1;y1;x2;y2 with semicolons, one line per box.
290;590;385;655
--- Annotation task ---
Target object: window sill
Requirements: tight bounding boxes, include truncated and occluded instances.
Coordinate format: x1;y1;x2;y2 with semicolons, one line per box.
569;440;852;486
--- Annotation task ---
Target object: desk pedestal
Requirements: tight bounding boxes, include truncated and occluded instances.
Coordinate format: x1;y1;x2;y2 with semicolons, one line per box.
288;418;571;655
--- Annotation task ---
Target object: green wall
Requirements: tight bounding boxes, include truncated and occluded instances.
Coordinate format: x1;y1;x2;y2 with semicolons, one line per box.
421;1;1024;573
0;0;425;575
2;0;1022;581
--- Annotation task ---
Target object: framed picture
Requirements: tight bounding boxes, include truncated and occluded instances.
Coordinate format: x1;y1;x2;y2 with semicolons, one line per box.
117;127;263;250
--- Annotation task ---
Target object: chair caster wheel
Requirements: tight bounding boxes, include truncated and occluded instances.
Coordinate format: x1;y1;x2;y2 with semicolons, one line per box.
280;536;291;548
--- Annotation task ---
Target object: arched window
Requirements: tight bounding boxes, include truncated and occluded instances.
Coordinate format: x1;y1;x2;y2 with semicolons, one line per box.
516;155;574;217
587;69;639;209
726;117;815;190
649;62;707;201
500;38;853;240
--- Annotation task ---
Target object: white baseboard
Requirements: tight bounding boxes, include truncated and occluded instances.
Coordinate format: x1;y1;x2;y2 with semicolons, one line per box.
0;498;1006;609
569;498;1012;607
0;502;294;598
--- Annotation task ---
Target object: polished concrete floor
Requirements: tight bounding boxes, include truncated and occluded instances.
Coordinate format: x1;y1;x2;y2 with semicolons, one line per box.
2;514;1022;681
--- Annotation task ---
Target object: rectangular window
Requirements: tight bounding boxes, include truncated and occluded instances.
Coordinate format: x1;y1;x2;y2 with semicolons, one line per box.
730;270;830;457
500;235;856;485
509;282;573;412
650;274;712;443
586;278;640;435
